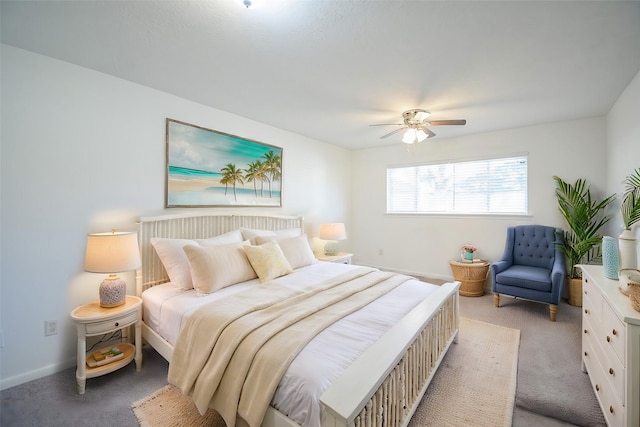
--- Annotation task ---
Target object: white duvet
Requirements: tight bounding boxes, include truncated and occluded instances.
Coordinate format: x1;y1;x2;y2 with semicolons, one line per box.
142;262;439;427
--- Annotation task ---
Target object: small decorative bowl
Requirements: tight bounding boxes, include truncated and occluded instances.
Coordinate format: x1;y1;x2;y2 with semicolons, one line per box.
619;268;640;294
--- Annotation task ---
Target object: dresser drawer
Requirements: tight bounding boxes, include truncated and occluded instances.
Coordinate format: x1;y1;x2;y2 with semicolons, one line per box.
583;337;626;427
583;276;602;320
85;311;138;335
601;300;626;364
589;322;626;404
582;291;601;336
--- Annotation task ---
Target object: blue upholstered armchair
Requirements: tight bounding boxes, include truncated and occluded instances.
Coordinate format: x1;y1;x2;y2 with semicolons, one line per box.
491;225;566;321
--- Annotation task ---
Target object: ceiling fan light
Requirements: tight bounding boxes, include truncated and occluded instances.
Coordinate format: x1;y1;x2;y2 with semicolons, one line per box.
402;128;417;144
415;129;428;142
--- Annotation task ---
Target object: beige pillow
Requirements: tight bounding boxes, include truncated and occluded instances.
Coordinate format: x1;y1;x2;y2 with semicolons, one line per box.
255;234;317;270
183;241;257;294
150;231;245;290
243;240;293;282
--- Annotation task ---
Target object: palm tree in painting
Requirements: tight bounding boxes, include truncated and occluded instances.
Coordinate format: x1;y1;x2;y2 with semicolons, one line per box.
220;163;245;202
262;150;282;198
245;160;265;198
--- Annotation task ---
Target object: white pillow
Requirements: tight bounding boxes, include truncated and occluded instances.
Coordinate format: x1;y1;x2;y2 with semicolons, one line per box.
243;240;293;282
240;227;301;244
195;229;243;246
255;234;317;270
183;241;257;295
150;238;199;290
150;231;244;290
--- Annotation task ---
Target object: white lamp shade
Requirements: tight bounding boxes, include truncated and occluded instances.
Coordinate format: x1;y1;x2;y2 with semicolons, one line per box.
84;231;141;273
402;128;428;144
319;223;347;241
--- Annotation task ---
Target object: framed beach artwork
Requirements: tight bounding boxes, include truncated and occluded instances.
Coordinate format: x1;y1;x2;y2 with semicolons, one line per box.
165;119;282;207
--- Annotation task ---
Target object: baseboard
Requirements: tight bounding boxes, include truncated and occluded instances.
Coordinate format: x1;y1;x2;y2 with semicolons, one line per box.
0;357;76;391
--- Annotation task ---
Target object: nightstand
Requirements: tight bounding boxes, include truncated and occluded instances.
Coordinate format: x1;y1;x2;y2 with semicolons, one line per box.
70;295;142;394
317;252;353;264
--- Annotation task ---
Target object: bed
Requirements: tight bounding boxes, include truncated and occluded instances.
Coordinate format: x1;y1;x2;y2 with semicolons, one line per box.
135;212;460;427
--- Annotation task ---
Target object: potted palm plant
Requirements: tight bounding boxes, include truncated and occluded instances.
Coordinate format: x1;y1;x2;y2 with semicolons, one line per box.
553;176;615;306
619;168;640;271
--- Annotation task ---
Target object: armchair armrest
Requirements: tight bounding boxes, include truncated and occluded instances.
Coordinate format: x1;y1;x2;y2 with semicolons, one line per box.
490;260;511;276
549;249;567;303
490;260;511;293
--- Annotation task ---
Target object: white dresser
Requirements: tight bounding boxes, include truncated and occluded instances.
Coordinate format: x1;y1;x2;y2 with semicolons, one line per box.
579;265;640;427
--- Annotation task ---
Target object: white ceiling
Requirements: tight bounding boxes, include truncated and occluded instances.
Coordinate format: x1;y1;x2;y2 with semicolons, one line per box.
2;1;640;150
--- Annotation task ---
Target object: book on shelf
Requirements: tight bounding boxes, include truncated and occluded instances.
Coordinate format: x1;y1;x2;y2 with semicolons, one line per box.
86;346;124;368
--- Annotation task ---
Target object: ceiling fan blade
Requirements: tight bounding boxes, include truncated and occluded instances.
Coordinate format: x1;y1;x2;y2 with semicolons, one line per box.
369;123;404;126
380;127;406;139
427;119;467;126
419;126;436;138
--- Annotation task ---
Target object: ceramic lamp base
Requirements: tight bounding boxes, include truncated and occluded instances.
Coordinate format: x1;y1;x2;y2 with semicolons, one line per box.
324;241;339;256
99;275;126;308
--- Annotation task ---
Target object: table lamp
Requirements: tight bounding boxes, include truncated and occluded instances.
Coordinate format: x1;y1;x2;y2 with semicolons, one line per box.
84;230;141;308
319;223;347;256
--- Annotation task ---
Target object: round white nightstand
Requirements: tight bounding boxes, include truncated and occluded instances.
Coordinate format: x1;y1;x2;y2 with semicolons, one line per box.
316;252;354;264
70;295;142;394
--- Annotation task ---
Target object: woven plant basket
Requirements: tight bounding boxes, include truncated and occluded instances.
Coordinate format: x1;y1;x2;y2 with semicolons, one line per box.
629;282;640;312
567;277;582;307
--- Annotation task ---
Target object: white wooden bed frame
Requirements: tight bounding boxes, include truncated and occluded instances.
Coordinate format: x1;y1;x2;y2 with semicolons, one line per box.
135;212;460;427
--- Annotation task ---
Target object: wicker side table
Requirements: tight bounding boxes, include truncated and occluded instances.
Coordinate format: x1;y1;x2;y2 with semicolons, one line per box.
449;259;490;297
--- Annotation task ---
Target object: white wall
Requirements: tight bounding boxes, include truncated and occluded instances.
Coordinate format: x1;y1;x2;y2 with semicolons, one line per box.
606;69;640;246
350;117;609;280
0;45;351;388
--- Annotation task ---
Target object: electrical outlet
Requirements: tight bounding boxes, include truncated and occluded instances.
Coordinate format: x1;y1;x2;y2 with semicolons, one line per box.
45;320;58;336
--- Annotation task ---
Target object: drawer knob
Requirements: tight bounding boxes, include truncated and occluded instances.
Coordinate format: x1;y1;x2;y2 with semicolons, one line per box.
609;406;614;414
609;367;615;376
584;329;588;334
595;384;600;391
612;329;617;336
606;336;611;342
115;322;119;327
584;309;589;314
584;351;588;357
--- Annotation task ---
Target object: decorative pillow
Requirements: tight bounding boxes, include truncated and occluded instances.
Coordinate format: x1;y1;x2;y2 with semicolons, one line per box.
150;238;199;290
240;227;302;244
183;241;257;295
195;229;243;246
150;231;245;290
255;234;317;270
243;240;293;282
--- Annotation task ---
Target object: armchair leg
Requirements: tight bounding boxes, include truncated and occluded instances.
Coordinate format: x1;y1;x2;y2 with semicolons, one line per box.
494;293;500;307
549;304;557;322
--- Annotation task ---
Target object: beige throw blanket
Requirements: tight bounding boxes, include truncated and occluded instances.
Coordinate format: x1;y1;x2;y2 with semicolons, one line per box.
168;267;412;427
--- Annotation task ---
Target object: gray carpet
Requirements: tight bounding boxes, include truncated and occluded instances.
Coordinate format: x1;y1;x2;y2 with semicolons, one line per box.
0;293;605;427
463;294;605;427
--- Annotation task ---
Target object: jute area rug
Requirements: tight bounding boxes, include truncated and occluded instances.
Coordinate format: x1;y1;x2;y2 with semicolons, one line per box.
131;318;520;427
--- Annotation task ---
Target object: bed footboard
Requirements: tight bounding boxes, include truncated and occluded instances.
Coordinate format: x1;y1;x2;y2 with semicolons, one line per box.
320;282;459;427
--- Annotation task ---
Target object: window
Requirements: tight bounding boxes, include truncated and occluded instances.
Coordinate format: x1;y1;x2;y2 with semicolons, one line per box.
386;155;528;215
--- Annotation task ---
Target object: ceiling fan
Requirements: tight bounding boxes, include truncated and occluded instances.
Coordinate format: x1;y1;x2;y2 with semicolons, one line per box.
371;109;466;144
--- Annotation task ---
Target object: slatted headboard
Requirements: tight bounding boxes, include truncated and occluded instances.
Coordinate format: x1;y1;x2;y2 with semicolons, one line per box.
135;213;304;296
